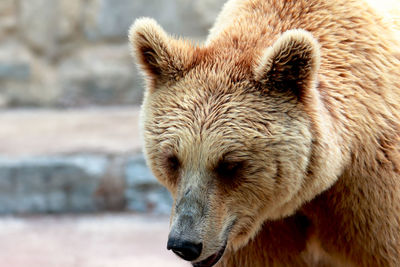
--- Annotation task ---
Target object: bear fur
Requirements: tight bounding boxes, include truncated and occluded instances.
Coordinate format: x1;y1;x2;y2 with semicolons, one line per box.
130;0;400;266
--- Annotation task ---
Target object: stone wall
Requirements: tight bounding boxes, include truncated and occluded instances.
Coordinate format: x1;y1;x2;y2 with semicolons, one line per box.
0;0;225;108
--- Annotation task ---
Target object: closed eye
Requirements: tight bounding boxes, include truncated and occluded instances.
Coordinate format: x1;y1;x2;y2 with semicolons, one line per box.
163;153;181;174
167;154;180;171
214;160;244;179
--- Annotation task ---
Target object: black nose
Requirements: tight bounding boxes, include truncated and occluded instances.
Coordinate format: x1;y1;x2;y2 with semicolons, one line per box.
167;237;203;261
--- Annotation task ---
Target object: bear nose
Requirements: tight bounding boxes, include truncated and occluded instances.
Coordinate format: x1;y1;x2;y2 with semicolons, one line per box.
167;237;203;261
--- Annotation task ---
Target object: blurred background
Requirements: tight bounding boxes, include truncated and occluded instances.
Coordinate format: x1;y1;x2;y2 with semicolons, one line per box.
0;0;226;266
0;0;398;266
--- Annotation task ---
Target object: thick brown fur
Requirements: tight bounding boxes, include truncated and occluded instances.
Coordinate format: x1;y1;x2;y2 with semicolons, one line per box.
130;0;400;266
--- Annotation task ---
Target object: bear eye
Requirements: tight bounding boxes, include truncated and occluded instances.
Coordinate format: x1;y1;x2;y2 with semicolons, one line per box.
166;154;180;172
215;160;244;179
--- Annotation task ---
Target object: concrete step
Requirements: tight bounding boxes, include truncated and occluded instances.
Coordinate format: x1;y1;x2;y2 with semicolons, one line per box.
0;108;172;214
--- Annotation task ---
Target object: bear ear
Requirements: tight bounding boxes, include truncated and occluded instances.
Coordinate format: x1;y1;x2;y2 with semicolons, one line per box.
129;18;188;88
254;29;320;99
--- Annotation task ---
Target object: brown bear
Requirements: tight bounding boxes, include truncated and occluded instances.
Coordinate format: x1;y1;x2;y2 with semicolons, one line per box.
129;0;400;266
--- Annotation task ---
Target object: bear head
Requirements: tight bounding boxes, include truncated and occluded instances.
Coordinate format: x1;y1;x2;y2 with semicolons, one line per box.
129;18;342;266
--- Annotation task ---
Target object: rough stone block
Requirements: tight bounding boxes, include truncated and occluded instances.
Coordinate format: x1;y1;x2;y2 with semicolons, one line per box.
0;0;15;15
0;41;31;81
0;62;30;81
0;156;108;213
0;152;173;214
58;0;83;41
83;0;225;41
0;168;14;193
0;0;17;41
18;0;58;54
58;45;143;106
18;0;84;56
0;41;61;108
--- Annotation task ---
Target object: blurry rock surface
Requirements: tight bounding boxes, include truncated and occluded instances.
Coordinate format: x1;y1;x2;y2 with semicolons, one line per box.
0;108;172;214
0;0;226;108
0;153;172;214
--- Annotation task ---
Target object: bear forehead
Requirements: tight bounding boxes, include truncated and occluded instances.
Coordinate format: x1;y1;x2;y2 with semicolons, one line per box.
146;81;285;159
190;47;257;84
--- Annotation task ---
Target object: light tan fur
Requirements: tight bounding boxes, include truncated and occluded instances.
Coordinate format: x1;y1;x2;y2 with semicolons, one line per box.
129;0;400;266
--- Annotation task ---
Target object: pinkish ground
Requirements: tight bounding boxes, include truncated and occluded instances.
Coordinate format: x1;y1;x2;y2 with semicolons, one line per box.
0;213;189;267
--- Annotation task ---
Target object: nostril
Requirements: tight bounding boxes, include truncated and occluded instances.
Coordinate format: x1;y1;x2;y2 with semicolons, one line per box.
167;238;203;261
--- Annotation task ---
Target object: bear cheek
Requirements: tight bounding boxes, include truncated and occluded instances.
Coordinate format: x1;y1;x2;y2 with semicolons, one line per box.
216;170;279;246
